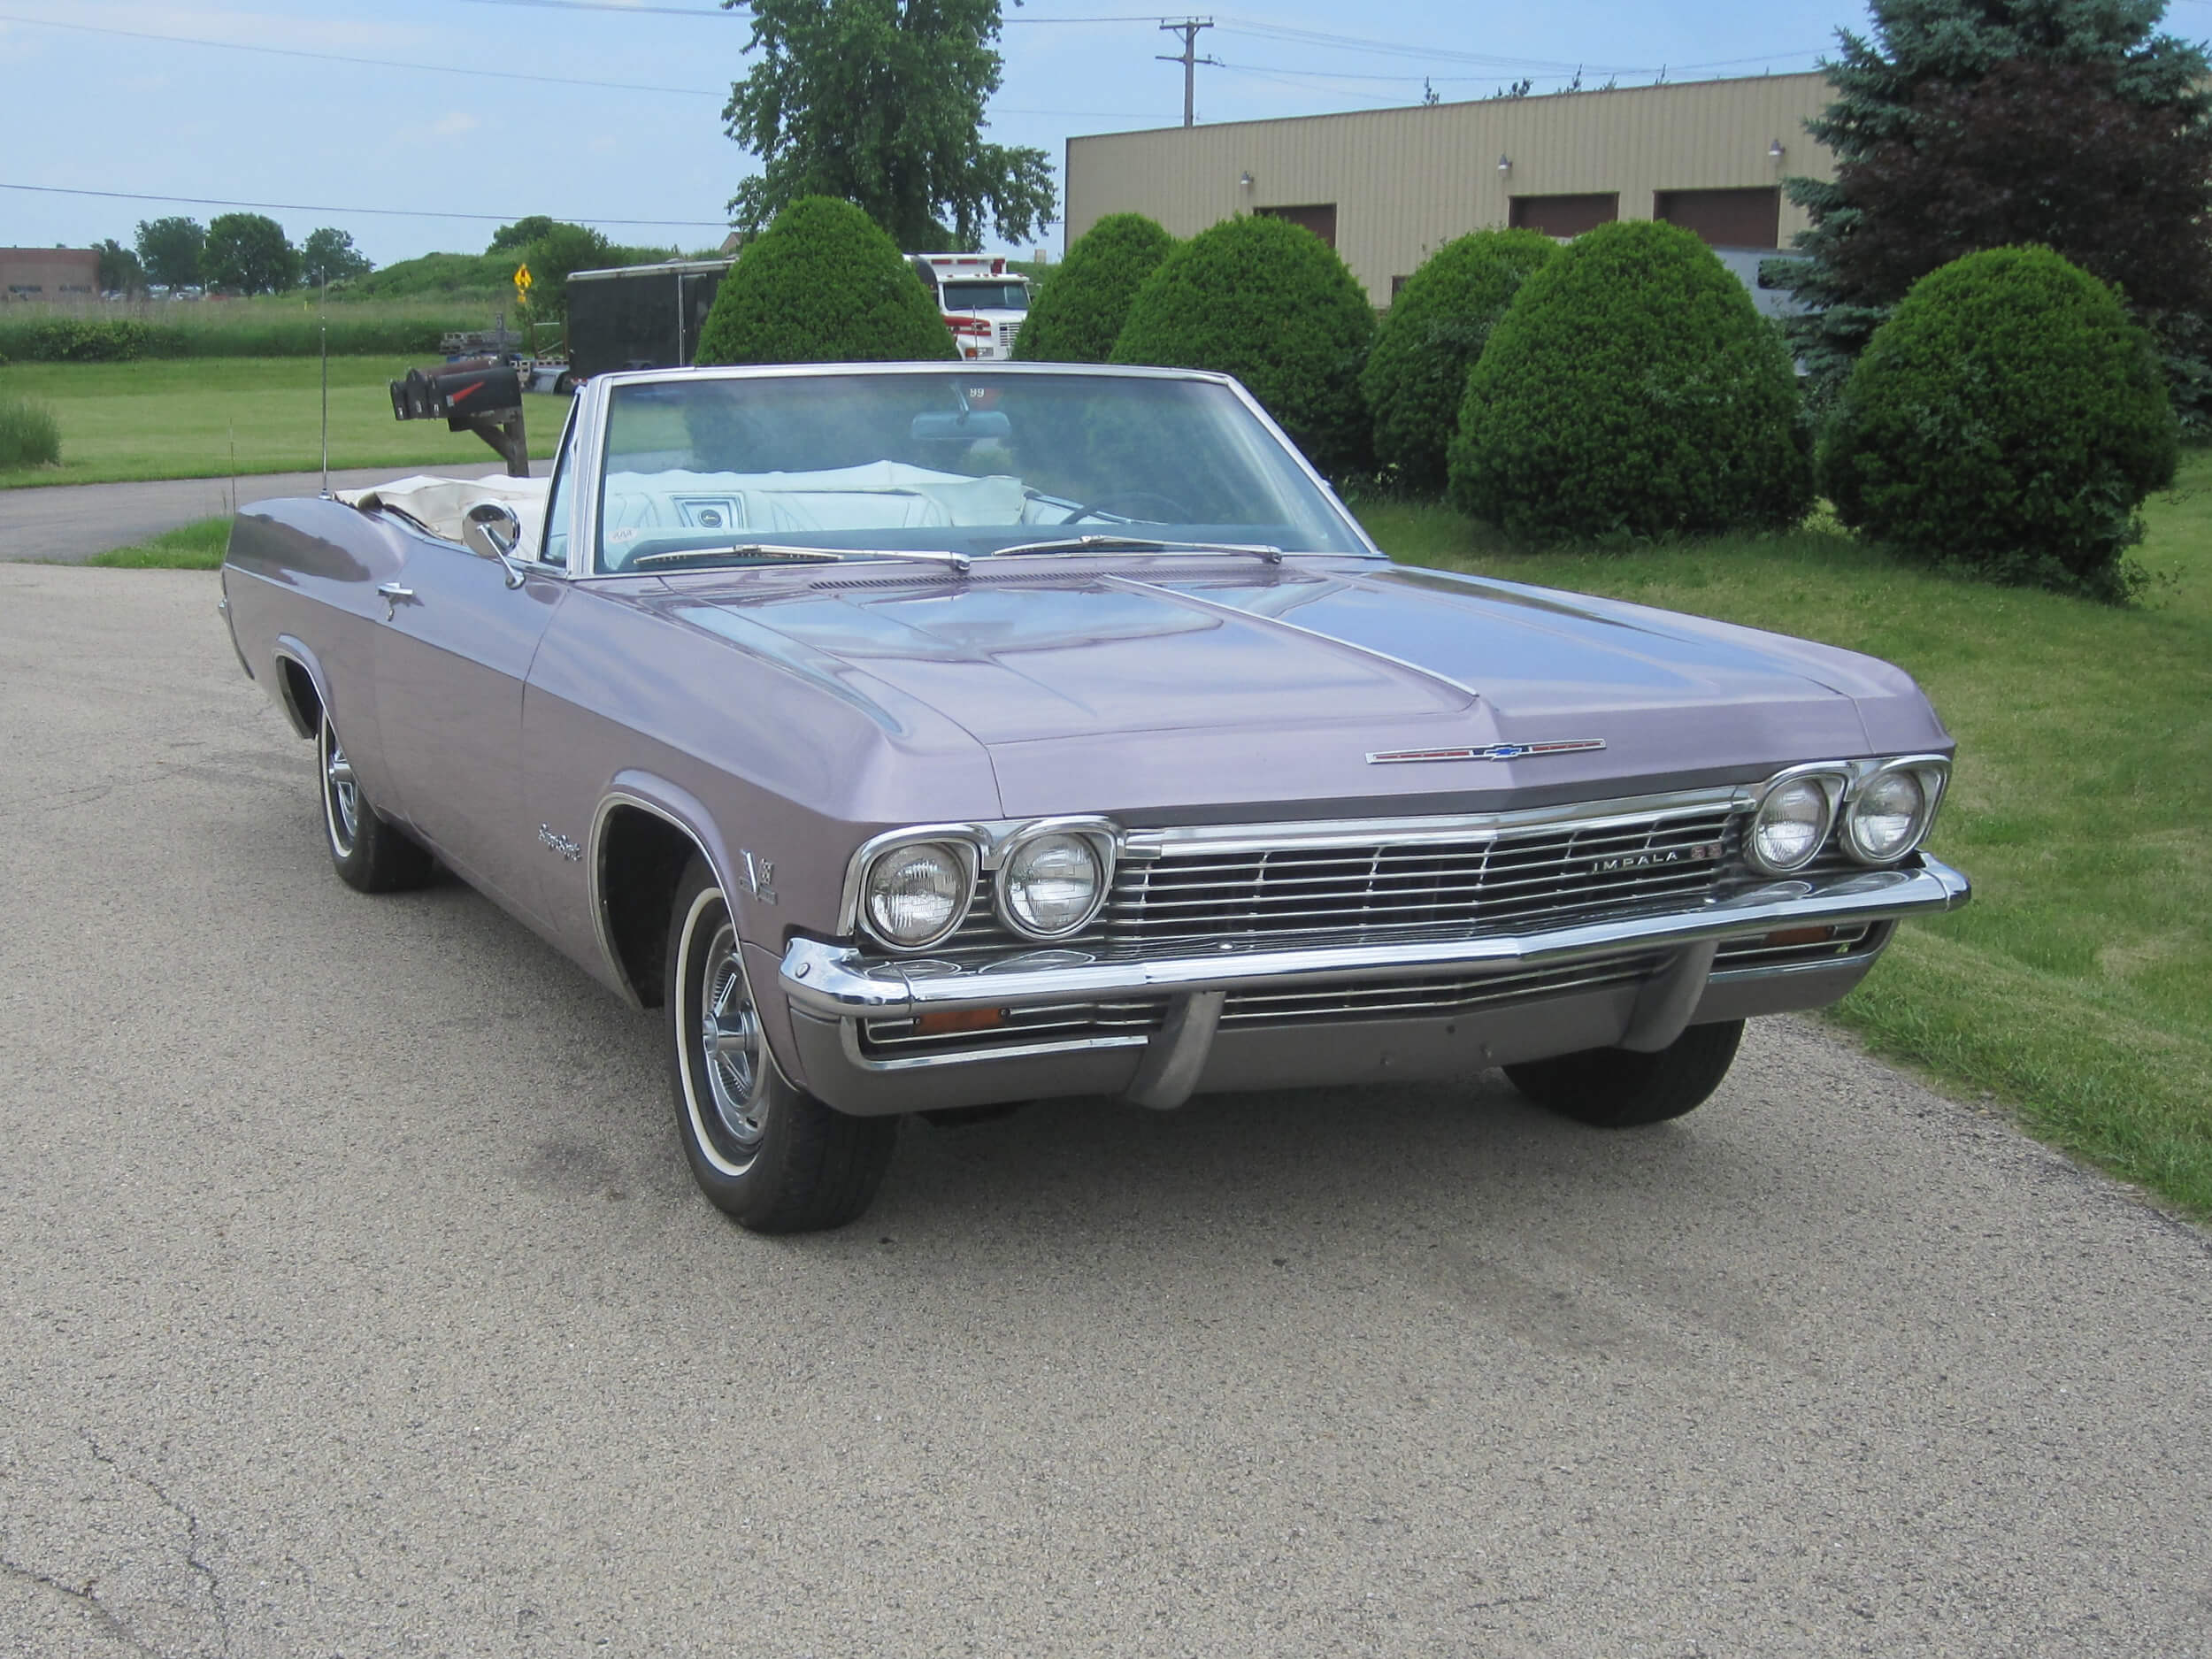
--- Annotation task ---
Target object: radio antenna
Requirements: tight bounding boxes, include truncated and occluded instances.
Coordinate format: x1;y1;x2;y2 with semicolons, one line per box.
319;275;331;496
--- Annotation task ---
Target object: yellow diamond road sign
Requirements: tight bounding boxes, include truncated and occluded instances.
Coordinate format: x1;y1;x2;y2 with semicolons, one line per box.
513;265;533;294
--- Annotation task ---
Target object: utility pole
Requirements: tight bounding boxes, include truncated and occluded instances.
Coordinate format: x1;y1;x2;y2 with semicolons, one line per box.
1157;18;1218;128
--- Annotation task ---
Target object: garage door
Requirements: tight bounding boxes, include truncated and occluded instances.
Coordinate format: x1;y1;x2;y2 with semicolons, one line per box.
1655;188;1782;250
1508;195;1618;238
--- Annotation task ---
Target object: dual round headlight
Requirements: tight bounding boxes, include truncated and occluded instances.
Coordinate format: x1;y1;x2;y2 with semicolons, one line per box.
1749;762;1944;874
997;831;1106;939
860;826;1110;950
862;841;973;950
1748;774;1839;873
1844;764;1939;864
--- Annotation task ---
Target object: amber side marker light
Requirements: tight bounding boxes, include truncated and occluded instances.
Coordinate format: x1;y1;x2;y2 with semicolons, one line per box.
1761;926;1835;949
913;1008;1007;1037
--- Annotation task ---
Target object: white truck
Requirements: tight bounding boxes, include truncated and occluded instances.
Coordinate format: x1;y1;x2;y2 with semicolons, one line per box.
909;253;1031;360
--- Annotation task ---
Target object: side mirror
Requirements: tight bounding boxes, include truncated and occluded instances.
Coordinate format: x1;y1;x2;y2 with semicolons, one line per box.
462;501;528;588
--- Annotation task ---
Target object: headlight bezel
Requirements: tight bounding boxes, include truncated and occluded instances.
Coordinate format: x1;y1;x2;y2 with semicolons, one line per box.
995;823;1114;941
1841;758;1948;867
857;835;979;953
842;817;1122;955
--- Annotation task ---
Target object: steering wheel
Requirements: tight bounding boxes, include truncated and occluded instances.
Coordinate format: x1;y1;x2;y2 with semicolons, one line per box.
1067;490;1193;525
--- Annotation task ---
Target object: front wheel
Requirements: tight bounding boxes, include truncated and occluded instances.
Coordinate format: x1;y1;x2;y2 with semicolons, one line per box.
665;858;896;1233
319;713;434;894
1503;1019;1745;1128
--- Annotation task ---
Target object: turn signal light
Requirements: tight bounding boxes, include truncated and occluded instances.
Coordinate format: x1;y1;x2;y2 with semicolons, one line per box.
1761;926;1835;949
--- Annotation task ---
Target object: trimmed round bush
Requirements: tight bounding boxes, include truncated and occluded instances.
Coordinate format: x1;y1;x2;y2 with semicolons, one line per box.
1112;214;1376;477
1363;228;1555;490
1012;213;1177;363
693;196;956;366
0;394;61;470
1820;246;2177;603
1448;219;1812;541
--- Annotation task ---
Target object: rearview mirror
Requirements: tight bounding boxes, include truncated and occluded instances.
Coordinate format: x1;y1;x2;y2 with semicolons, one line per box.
462;501;527;588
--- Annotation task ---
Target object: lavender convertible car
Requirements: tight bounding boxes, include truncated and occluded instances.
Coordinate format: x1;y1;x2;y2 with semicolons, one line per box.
219;363;1970;1232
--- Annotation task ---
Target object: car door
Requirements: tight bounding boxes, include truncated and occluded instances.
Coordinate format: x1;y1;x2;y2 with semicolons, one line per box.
370;517;565;917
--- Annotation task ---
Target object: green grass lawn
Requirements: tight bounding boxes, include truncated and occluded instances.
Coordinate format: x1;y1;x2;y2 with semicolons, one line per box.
1360;451;2212;1220
84;518;230;569
0;357;565;488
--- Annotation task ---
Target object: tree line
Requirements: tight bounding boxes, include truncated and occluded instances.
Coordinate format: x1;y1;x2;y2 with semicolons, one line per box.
100;216;373;296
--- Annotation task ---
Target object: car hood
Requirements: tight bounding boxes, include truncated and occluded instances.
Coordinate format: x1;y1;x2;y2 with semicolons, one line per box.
660;560;1950;817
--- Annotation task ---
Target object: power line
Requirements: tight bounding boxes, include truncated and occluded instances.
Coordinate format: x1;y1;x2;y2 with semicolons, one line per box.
457;0;744;15
0;181;730;228
0;12;723;95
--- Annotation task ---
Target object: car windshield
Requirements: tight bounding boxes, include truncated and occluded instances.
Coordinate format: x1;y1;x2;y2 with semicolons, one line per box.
591;369;1371;573
939;280;1029;311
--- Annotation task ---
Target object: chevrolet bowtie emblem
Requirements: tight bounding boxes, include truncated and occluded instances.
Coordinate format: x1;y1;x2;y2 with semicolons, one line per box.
1366;739;1607;764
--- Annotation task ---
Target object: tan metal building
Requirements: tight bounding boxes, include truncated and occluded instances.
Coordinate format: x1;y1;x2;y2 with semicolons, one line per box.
1;247;101;300
1064;73;1836;305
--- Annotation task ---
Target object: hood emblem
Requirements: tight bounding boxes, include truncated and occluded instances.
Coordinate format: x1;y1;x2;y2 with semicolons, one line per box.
1367;739;1607;764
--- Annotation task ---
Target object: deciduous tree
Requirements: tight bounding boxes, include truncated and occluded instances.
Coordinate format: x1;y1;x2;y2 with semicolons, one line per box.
203;213;301;295
721;0;1055;251
134;217;204;290
95;239;146;296
301;227;373;288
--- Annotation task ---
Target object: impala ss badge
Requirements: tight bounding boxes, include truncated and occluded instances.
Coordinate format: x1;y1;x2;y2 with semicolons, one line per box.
1367;739;1607;764
1592;841;1724;874
539;825;582;861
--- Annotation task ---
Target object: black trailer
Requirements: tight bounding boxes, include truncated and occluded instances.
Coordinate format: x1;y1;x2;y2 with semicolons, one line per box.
565;257;733;380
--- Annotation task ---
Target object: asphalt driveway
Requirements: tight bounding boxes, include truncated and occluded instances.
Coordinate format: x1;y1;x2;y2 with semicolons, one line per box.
0;462;549;565
2;563;2208;1657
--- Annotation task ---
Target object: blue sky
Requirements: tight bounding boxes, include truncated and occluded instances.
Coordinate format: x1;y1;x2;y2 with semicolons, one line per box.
1;0;2205;266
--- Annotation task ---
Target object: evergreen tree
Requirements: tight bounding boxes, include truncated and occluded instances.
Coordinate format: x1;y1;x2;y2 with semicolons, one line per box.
1777;0;2212;422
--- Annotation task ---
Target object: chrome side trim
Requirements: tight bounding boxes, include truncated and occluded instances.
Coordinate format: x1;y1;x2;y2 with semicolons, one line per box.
587;788;724;1010
780;856;1971;1020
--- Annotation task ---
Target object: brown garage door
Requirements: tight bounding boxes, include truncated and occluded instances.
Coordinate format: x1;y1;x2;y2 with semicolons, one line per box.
1508;194;1618;238
1256;204;1338;249
1655;188;1782;249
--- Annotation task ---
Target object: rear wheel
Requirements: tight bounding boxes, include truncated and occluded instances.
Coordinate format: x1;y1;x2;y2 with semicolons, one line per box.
319;713;434;894
1503;1019;1745;1128
665;857;896;1232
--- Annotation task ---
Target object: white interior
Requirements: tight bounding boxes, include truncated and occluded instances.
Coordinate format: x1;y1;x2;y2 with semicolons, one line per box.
341;473;550;549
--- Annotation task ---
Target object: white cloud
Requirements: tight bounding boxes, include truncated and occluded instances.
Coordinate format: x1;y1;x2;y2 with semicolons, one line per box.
433;111;482;138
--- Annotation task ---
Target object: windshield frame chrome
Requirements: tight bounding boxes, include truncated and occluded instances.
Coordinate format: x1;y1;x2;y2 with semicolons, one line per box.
562;362;1384;584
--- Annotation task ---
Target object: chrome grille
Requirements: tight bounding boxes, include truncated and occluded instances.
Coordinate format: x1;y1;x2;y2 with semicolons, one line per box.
1218;953;1660;1027
1108;807;1740;945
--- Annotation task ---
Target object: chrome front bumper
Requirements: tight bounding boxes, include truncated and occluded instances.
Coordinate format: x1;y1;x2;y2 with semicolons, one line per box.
773;856;1969;1116
780;857;1969;1019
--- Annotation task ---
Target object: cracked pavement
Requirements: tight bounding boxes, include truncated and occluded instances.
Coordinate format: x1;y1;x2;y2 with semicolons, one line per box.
2;562;2210;1656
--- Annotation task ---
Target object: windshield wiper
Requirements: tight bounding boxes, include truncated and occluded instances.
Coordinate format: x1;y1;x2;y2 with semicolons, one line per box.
633;543;973;572
987;534;1284;563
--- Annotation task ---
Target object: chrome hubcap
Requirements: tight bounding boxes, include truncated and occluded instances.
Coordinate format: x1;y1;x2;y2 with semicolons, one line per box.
323;723;359;854
700;921;767;1150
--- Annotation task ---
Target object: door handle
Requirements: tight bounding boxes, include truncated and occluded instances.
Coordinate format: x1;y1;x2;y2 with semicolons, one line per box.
377;582;415;619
